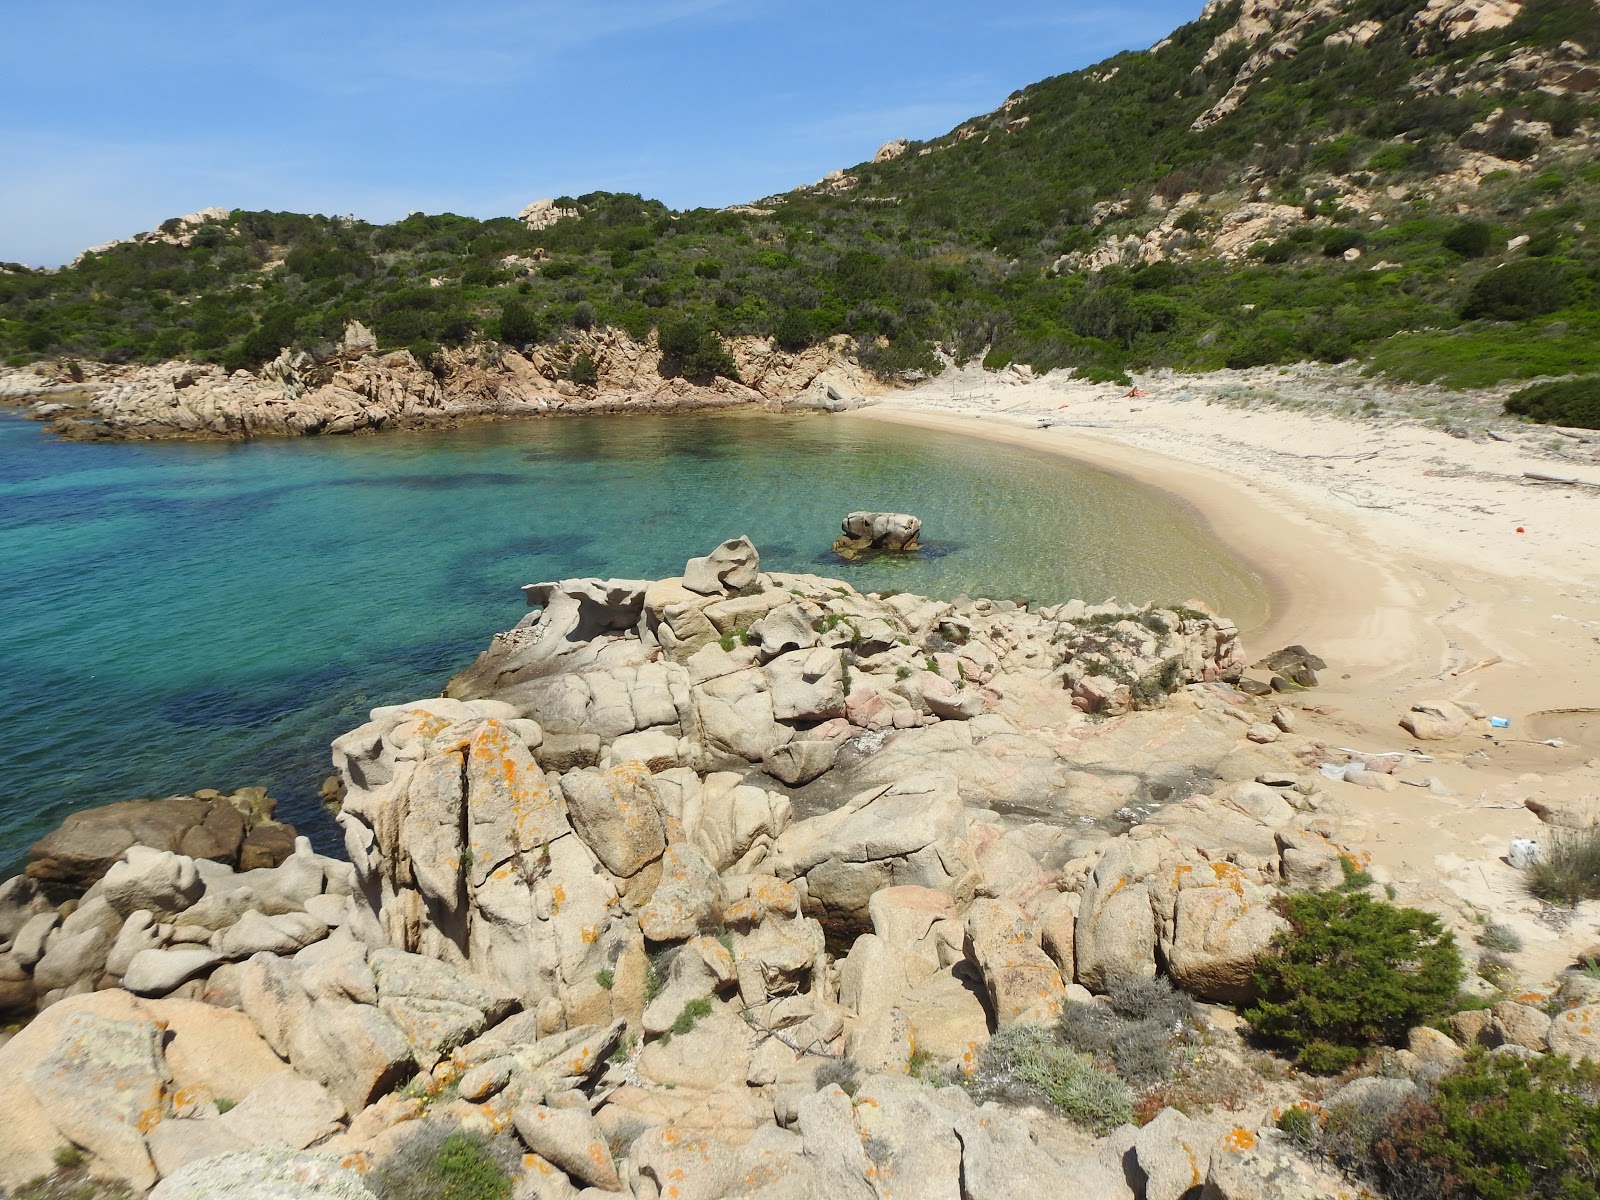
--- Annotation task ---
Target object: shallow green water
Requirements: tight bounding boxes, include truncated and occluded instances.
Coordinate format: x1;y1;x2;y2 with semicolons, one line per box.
0;410;1265;865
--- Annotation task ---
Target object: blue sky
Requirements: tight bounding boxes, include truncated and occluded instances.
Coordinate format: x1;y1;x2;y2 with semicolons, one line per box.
2;1;1200;267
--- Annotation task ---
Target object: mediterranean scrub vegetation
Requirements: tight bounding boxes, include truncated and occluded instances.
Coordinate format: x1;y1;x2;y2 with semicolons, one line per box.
1283;1051;1600;1200
1244;889;1463;1073
5;0;1600;391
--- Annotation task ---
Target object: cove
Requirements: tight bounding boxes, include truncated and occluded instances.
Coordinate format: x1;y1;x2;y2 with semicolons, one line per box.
0;410;1266;866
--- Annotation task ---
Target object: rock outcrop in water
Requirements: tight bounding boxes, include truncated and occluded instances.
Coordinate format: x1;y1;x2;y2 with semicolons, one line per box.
0;325;877;442
4;539;1547;1200
831;510;923;559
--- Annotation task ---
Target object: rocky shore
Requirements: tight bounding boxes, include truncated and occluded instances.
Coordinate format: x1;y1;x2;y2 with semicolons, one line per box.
4;538;1597;1199
0;324;878;442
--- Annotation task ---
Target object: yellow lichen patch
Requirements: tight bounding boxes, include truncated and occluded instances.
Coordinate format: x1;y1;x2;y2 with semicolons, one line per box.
1221;1127;1257;1152
581;924;601;945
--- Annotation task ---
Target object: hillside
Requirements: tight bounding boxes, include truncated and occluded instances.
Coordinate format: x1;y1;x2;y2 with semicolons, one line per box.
4;0;1600;391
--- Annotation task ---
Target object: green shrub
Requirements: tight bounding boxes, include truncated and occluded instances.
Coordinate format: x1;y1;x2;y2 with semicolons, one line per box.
658;318;740;382
1505;377;1600;430
568;351;598;387
1462;260;1572;321
367;1125;514;1200
1525;229;1561;257
1524;827;1600;906
1442;220;1495;258
1245;891;1463;1073
971;1023;1133;1131
1370;1052;1600;1200
497;299;540;346
1322;229;1364;257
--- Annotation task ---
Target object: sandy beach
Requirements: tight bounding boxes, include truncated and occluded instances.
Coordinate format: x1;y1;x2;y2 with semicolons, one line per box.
851;365;1600;982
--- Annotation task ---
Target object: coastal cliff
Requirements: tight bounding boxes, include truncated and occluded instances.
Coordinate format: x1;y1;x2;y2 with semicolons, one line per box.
0;324;878;441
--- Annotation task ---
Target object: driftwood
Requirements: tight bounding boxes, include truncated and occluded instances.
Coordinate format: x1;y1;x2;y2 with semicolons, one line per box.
1523;471;1600;488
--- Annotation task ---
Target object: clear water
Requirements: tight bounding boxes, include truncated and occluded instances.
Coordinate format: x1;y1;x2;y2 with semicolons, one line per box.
0;410;1266;867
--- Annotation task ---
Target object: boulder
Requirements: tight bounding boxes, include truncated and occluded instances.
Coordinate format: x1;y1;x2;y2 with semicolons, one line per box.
1400;701;1472;741
833;512;922;559
29;1010;172;1189
1162;861;1287;1003
560;764;668;879
762;738;839;786
1489;1000;1551;1051
122;947;224;997
287;1000;414;1113
221;910;330;959
642;937;735;1035
637;843;721;942
512;1105;621;1191
768;774;979;931
1548;1004;1600;1063
964;898;1068;1025
1075;842;1159;993
149;1147;375;1199
27;793;286;889
101;847;204;918
1408;1024;1467;1070
682;537;760;596
215;1071;344;1150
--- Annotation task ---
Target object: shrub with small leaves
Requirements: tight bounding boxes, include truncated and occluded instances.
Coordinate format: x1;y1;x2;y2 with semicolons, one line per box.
1245;890;1463;1073
1369;1052;1600;1200
971;1023;1134;1131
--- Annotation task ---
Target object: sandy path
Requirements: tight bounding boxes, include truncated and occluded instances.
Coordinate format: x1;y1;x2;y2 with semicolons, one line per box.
848;367;1600;982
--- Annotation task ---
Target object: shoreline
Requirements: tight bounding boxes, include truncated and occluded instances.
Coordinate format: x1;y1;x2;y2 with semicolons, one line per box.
850;377;1600;982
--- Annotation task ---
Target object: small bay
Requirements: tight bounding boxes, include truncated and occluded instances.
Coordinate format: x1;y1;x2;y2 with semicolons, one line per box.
0;410;1266;865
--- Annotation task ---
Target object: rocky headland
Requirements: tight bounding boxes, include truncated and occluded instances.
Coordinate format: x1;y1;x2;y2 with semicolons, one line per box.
0;323;877;442
4;537;1599;1199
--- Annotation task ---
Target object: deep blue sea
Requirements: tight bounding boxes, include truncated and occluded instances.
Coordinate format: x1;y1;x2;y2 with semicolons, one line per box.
0;410;1265;867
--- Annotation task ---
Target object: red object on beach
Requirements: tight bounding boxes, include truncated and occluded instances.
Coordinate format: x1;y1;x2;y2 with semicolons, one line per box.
1516;526;1525;533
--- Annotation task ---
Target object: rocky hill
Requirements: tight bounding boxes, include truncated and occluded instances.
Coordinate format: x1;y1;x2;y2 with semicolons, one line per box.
4;0;1600;416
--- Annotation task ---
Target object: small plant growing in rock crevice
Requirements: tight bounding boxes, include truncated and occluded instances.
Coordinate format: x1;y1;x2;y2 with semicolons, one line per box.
666;996;712;1039
816;1055;862;1095
367;1124;516;1200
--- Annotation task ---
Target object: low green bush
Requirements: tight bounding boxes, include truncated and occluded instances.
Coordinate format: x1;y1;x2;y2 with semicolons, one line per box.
972;1022;1134;1130
1462;260;1572;321
1374;1053;1600;1200
1245;890;1463;1073
1442;220;1495;258
568;351;599;386
1505;377;1600;430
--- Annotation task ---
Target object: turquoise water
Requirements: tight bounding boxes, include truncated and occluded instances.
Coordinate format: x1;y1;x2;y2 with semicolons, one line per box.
0;411;1265;866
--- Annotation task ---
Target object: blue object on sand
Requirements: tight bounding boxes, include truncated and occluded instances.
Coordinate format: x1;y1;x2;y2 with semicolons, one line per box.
1489;716;1511;729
